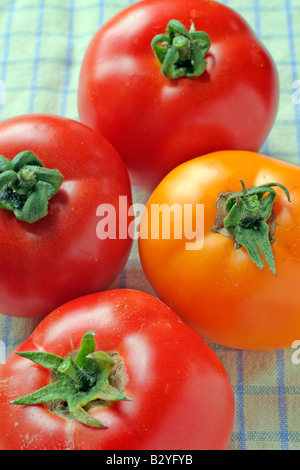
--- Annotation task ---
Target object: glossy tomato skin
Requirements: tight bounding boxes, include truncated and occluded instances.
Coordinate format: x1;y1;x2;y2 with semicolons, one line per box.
78;0;279;192
0;289;234;450
138;151;300;351
0;114;133;318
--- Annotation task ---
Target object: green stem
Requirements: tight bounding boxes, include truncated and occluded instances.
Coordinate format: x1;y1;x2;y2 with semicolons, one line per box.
220;181;291;275
151;19;210;79
12;331;130;429
0;150;63;223
57;357;93;389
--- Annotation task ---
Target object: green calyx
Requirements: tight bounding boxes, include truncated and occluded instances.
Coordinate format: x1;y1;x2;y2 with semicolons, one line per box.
213;181;291;275
151;19;210;79
0;150;63;223
11;331;131;428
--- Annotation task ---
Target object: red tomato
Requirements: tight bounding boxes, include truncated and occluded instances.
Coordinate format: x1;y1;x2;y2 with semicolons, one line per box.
78;0;279;192
138;151;300;351
0;289;235;450
0;114;133;318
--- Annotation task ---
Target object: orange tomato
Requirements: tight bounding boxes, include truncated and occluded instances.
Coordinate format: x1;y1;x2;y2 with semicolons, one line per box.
138;151;300;350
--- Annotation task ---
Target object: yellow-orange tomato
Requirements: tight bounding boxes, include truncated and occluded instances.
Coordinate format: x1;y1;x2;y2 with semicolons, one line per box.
138;151;300;350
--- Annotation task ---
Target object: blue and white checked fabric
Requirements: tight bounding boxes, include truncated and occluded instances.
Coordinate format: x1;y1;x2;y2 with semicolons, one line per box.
0;0;299;450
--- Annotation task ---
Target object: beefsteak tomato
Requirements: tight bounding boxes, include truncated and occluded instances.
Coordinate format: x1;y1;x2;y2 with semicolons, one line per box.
78;0;279;192
138;151;300;351
0;289;235;450
0;114;132;318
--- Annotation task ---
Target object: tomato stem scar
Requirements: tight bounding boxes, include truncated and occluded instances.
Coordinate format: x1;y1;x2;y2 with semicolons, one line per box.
11;330;131;428
0;151;63;223
213;181;291;275
151;19;210;79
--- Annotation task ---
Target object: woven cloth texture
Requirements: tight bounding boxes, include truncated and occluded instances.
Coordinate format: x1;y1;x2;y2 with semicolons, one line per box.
0;0;299;451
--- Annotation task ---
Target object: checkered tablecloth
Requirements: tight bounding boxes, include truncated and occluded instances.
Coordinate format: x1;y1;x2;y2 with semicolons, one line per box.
0;0;299;451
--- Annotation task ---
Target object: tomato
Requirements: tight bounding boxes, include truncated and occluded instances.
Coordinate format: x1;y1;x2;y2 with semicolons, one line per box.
0;289;235;450
138;151;300;351
0;114;133;318
78;0;279;192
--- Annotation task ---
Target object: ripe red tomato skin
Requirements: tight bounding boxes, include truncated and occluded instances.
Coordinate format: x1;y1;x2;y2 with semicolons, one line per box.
78;0;279;192
0;289;235;450
0;114;133;318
